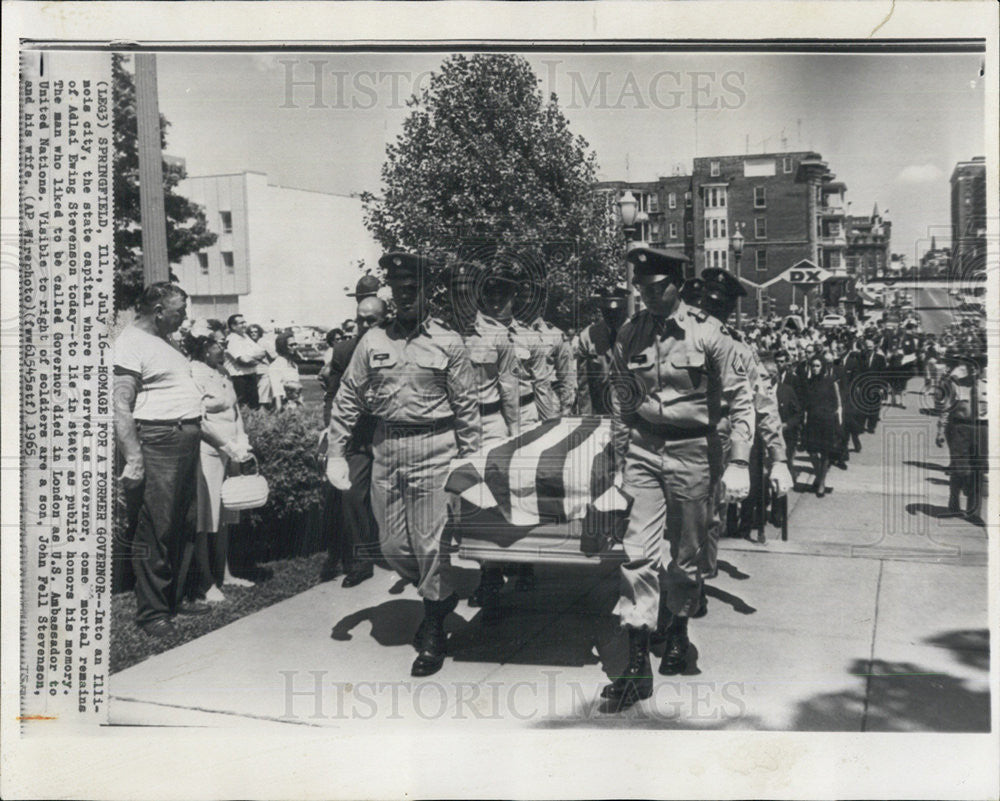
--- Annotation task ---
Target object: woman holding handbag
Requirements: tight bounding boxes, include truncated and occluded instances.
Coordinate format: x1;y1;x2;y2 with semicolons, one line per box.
187;334;256;602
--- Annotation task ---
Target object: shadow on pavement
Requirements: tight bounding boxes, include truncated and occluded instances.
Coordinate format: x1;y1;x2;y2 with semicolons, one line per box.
332;599;428;646
716;560;751;580
704;586;756;615
906;502;973;521
903;460;949;473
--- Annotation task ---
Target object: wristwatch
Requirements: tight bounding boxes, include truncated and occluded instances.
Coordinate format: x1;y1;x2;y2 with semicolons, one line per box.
730;458;749;467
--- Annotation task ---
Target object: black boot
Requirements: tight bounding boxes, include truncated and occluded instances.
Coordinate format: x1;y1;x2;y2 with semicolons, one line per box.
650;594;672;648
600;627;653;708
468;566;503;608
411;593;458;678
947;475;963;514
966;472;983;520
659;615;690;675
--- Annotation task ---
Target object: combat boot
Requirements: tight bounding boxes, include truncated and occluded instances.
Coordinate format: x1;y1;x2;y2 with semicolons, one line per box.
411;593;458;678
650;594;672;648
947;475;963;514
600;626;653;708
659;615;690;676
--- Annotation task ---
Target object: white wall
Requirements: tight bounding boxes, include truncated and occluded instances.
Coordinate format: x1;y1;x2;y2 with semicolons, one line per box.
242;175;382;328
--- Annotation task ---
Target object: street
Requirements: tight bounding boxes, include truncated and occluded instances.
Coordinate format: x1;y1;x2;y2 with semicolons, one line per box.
110;378;989;731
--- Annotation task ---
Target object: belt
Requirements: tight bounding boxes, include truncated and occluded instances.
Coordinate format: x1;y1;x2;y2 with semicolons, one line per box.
381;416;455;436
633;418;715;441
479;399;502;417
135;417;202;427
519;392;535;407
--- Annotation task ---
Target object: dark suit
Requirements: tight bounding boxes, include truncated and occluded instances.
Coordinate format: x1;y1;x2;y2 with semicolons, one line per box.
851;349;889;433
776;379;803;468
322;336;380;574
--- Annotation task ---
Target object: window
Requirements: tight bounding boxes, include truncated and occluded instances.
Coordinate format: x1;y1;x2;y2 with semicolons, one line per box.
222;251;235;273
754;187;766;208
220;211;233;234
668;192;676;210
755;249;767;272
783;157;793;173
755;217;767;238
721;250;728;270
711;219;719;238
669;222;678;239
685;191;692;207
705;219;711;239
197;252;209;274
651;221;661;237
719;190;726;207
685;221;692;237
649;194;659;213
710;161;720;177
719;218;727;238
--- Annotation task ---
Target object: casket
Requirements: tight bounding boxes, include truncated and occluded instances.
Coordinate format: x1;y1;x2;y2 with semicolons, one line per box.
445;417;631;565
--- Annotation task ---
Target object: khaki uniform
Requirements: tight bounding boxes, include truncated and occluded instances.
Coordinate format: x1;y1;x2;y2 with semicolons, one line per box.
575;320;618;415
939;362;988;514
531;316;576;416
707;329;785;570
479;312;552;433
328;317;480;601
610;302;754;624
458;318;519;445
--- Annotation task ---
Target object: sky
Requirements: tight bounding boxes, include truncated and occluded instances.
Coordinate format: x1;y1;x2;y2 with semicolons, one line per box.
155;49;985;266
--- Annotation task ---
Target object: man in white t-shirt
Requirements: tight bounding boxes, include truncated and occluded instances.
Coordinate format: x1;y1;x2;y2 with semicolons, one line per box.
224;313;266;409
114;282;210;638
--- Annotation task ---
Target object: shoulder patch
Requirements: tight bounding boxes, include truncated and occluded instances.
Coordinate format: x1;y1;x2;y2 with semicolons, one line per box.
732;351;748;377
692;308;710;322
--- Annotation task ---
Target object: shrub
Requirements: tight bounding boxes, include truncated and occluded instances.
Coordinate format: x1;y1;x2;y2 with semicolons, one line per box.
241;406;329;558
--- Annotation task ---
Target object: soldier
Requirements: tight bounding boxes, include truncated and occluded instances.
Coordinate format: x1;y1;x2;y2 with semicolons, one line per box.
326;252;481;677
694;269;793;556
441;261;521;615
936;349;988;520
527;308;576;418
601;247;753;710
575;286;630;415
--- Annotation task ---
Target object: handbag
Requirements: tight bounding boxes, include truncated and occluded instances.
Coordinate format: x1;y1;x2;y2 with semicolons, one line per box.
220;456;270;511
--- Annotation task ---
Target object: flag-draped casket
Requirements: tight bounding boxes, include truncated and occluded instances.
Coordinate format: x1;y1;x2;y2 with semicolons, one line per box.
445;417;631;564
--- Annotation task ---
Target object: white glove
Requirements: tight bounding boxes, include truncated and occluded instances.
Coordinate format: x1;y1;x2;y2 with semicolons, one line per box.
326;456;351;490
221;441;251;462
770;462;793;497
722;463;750;502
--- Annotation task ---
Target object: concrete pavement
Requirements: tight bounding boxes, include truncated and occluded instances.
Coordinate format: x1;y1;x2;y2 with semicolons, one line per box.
110;382;990;731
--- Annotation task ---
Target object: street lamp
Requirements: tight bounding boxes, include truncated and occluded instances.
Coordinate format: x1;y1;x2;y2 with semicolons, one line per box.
616;190;639;315
731;224;745;329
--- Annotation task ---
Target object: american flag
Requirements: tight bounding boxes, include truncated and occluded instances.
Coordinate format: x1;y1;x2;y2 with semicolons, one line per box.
446;417;631;539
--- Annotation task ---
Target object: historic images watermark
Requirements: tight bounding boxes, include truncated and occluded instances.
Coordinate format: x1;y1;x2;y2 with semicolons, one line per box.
278;58;747;112
278;669;749;723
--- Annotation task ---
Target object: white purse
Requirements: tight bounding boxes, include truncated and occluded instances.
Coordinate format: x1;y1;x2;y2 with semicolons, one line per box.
220;456;270;511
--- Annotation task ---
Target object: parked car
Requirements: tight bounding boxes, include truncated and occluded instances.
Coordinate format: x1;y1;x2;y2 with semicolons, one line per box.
820;313;847;329
286;325;329;374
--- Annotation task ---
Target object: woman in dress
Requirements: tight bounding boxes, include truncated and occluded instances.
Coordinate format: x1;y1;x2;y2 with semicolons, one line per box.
267;332;303;412
801;354;843;498
188;335;255;601
247;323;274;410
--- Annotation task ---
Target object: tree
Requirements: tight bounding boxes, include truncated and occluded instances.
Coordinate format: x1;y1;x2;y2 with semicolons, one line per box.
113;54;216;310
361;54;623;330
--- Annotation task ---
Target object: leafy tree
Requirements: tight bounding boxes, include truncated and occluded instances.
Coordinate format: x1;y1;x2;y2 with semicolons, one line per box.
362;54;623;331
113;53;216;310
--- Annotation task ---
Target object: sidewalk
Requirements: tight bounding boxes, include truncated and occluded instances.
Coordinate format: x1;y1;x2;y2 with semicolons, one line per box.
110;384;990;731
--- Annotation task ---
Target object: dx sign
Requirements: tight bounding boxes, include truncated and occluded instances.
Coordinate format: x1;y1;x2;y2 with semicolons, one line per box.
788;269;825;284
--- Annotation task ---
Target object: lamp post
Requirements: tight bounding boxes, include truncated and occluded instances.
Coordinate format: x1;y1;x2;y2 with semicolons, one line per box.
616;189;638;315
731;224;745;329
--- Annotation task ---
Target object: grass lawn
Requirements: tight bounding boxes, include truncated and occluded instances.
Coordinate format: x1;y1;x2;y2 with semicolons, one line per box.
110;552;327;674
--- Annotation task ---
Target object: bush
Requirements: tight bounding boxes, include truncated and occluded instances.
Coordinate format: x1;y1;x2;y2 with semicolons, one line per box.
241;406;329;559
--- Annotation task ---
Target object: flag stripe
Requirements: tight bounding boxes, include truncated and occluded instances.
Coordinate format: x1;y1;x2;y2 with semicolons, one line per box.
508;420;582;526
484;418;562;521
557;417;606;521
536;417;601;524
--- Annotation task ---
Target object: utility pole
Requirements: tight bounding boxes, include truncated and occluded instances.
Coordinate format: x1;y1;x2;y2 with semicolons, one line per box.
135;53;170;284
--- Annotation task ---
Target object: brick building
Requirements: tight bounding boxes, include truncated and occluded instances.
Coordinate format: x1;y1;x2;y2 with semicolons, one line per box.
845;203;892;281
950;156;986;279
597;150;871;317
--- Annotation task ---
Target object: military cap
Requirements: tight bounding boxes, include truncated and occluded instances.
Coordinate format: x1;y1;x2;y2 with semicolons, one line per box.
679;276;705;305
627;247;690;286
701;268;748;301
592;284;630;310
346;274;381;299
440;260;483;286
379;251;437;282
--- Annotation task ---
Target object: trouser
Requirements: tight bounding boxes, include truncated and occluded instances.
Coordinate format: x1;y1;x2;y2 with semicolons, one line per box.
946;420;988;514
517;394;538;434
615;431;722;627
863;407;880;433
326;448;380;571
705;429;733;578
126;421;201;625
231;374;259;409
371;421;457;601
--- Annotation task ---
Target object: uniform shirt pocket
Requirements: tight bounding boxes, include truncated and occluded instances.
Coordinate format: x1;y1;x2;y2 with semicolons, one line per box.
469;347;499;379
364;349;399;410
669;349;706;390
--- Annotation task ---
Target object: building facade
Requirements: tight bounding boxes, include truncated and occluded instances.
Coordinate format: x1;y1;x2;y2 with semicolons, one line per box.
597;151;879;317
844;204;892;282
175;171;382;327
950;156;986;279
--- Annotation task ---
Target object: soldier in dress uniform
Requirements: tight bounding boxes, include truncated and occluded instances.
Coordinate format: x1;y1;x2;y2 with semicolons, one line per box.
694;269;793;559
526;307;576;418
575;286;630;415
936;348;988;520
441;261;523;616
601;247;754;710
326;251;481;677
